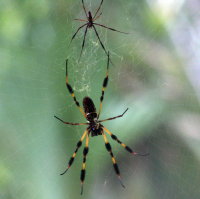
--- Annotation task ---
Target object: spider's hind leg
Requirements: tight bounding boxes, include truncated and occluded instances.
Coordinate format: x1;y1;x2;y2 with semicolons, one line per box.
93;0;104;18
82;0;88;17
65;60;86;118
102;132;125;188
103;126;149;156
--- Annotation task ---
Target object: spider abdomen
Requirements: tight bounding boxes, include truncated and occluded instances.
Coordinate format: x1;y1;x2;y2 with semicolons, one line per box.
83;97;96;113
83;97;98;121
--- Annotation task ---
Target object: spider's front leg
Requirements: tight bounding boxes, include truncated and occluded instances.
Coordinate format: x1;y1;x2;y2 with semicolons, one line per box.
65;60;86;118
98;52;110;118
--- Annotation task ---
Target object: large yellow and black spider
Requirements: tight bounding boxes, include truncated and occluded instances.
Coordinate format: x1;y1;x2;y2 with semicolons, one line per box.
54;53;148;195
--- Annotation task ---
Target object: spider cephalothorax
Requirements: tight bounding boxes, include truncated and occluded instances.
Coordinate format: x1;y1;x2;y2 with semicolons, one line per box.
70;0;129;61
54;53;148;195
87;12;93;27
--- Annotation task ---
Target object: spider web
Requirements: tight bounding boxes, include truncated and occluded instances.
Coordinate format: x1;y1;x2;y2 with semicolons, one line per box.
1;0;200;199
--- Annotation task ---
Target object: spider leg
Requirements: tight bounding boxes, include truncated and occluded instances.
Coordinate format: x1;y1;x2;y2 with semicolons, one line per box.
82;0;88;18
60;130;88;175
66;60;86;118
93;23;129;34
92;25;109;57
80;133;89;195
79;25;88;61
97;52;110;119
54;115;88;125
69;23;87;46
93;0;104;18
103;126;149;156
93;12;102;21
102;132;125;188
74;18;88;22
98;108;128;122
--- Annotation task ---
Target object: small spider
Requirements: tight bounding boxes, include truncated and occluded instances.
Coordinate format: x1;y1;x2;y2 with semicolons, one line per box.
54;53;148;195
70;0;128;61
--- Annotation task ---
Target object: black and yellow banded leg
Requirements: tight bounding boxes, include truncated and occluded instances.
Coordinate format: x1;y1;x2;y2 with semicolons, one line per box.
80;134;89;195
97;52;110;118
103;127;149;156
66;60;86;118
102;133;125;188
60;130;88;175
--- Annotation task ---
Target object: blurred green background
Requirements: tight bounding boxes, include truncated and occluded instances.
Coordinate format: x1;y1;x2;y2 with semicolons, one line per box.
1;0;200;199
